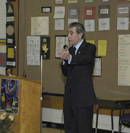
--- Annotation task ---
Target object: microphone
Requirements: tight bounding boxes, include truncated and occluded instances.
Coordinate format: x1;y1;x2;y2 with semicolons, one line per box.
63;45;68;49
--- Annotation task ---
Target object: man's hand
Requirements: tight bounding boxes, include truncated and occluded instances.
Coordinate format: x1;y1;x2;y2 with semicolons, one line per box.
58;47;71;60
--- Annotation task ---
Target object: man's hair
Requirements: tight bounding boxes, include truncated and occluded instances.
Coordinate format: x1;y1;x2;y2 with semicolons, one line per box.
68;22;85;38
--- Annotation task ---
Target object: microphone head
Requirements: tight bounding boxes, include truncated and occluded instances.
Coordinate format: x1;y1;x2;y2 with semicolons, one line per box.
63;45;68;49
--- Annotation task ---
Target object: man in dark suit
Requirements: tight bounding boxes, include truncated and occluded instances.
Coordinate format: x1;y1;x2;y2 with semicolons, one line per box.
58;22;97;133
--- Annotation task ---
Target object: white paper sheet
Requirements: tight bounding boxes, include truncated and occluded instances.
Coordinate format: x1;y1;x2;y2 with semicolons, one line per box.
0;67;6;75
55;19;64;30
84;19;95;32
93;58;102;76
54;6;65;18
27;36;40;66
117;17;129;30
0;45;6;53
98;18;110;31
31;16;49;35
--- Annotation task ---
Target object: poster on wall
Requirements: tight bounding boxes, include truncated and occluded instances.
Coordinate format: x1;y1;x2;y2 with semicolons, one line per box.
68;6;79;25
27;36;40;66
6;45;16;67
117;4;129;30
31;17;49;35
93;57;102;76
98;5;110;31
0;78;19;114
118;34;130;86
6;2;15;45
41;36;50;59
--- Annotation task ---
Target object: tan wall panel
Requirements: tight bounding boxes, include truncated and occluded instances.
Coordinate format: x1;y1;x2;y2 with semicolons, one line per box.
18;0;130;99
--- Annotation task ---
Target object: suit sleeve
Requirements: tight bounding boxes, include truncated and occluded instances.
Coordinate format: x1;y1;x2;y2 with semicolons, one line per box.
61;60;68;76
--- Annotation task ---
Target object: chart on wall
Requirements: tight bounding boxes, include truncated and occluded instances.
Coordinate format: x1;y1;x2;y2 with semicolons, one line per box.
0;78;19;114
27;36;40;66
118;34;130;86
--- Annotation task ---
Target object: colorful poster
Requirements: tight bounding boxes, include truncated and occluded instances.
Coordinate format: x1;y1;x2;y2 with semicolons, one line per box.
0;78;19;114
0;39;6;45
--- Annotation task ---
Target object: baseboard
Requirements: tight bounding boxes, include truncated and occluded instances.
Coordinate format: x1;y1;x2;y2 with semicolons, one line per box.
42;122;118;133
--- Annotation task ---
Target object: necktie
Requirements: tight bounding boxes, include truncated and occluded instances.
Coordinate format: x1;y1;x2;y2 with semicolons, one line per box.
72;47;76;55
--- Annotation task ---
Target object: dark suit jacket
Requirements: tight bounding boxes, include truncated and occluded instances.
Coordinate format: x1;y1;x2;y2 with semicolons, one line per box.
61;40;97;108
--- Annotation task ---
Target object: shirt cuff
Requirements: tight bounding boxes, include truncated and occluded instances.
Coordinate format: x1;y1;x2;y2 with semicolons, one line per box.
68;55;72;64
62;60;65;65
62;55;72;65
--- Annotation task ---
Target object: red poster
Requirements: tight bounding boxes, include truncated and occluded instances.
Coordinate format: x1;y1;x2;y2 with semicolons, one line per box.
84;7;95;19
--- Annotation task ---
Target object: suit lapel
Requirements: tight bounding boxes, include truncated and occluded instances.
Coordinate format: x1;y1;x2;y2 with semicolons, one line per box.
76;40;86;55
68;40;87;72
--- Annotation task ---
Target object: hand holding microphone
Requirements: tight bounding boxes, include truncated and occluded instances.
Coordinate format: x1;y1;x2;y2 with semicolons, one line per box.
63;45;68;49
58;45;70;60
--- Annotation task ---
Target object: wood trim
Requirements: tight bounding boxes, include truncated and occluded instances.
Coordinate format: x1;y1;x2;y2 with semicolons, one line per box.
42;96;130;116
10;1;18;76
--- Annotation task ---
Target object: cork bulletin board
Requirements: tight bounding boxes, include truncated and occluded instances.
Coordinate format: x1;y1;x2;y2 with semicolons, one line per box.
18;0;130;98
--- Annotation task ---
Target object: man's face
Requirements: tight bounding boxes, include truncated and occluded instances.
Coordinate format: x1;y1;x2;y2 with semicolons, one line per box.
67;27;82;46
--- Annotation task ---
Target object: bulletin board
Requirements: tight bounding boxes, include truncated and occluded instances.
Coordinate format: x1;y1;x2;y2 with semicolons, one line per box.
18;0;130;99
0;0;18;76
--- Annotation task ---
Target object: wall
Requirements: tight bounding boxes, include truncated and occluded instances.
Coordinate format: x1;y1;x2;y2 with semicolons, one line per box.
18;0;130;98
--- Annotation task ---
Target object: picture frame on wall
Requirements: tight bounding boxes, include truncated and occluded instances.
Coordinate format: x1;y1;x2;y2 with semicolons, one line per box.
55;35;69;58
41;36;50;60
92;57;102;77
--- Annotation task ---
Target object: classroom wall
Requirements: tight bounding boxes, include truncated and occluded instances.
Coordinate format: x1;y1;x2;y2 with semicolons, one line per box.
18;0;130;98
